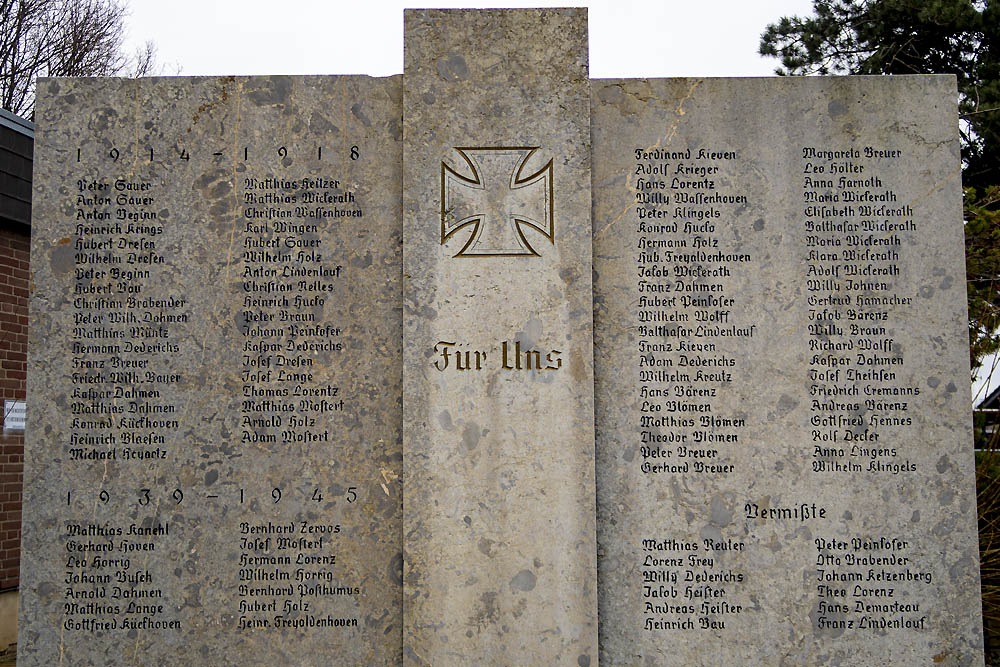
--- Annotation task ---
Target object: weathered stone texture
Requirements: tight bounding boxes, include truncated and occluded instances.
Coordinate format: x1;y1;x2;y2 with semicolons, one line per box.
593;76;983;665
402;9;598;666
20;75;402;665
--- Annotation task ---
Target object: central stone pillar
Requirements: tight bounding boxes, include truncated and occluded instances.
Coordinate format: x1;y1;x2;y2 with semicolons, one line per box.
402;9;598;665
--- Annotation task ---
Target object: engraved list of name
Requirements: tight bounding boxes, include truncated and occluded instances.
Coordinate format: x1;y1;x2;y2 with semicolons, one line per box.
20;76;402;665
633;145;750;632
235;167;361;632
628;104;939;637
593;77;981;664
800;143;931;634
67;172;178;634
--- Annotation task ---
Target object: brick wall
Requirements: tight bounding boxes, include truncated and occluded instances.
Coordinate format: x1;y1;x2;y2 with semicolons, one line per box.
0;224;28;591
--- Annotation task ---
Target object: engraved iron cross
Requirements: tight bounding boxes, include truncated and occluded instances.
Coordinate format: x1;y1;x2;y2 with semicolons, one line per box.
441;147;554;257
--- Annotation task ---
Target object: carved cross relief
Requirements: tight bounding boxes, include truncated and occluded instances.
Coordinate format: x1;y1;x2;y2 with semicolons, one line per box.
441;147;554;257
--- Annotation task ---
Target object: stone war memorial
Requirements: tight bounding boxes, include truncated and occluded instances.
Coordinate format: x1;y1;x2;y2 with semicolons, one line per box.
16;7;983;666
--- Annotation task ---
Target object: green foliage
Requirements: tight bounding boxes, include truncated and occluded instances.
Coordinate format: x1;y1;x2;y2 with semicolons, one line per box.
979;448;1000;655
967;187;1000;371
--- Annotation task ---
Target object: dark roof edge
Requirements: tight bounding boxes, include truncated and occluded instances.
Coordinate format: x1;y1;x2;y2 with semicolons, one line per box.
0;217;31;234
979;382;1000;410
0;109;34;137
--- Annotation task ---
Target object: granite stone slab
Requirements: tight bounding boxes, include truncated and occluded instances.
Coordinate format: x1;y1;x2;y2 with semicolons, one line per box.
402;9;598;666
592;76;984;665
19;75;402;665
16;12;985;667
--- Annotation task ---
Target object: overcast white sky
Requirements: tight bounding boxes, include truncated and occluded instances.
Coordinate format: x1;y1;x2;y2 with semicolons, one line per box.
121;0;997;403
123;0;815;78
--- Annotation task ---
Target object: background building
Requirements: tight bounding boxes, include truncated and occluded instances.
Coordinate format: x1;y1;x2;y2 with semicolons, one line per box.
0;107;32;657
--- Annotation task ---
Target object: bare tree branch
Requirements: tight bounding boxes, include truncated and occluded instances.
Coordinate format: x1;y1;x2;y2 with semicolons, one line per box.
0;0;159;118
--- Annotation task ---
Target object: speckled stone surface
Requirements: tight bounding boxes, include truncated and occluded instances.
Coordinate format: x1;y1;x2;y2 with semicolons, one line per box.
20;75;402;665
402;9;598;665
592;76;983;665
18;20;984;667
